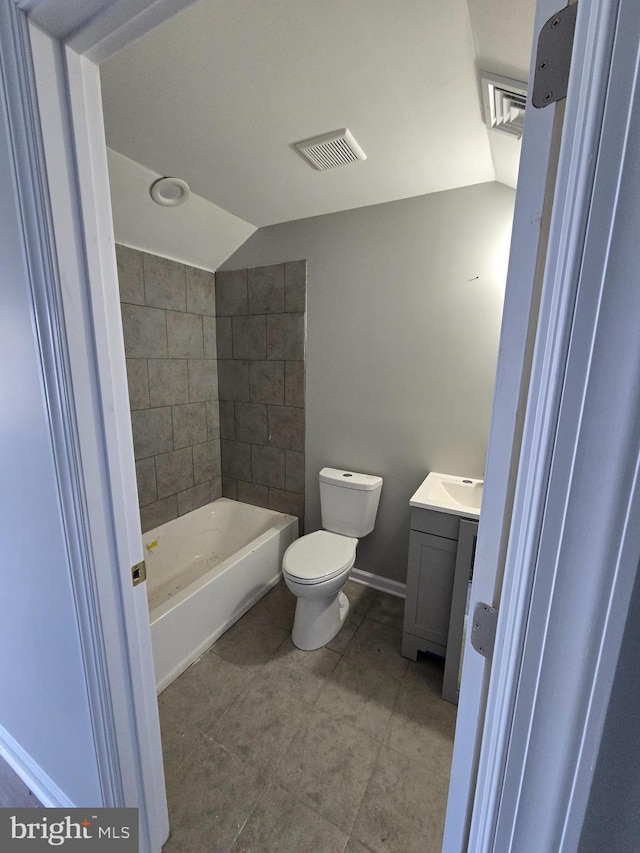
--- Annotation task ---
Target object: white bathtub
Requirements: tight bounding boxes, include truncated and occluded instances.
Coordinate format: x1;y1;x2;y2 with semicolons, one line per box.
143;498;298;693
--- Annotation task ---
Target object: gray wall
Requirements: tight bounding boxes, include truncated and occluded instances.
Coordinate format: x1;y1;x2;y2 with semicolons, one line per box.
117;245;222;532
216;261;306;533
222;182;515;583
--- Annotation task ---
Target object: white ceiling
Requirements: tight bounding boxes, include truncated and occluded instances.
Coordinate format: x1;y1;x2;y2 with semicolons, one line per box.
100;0;535;229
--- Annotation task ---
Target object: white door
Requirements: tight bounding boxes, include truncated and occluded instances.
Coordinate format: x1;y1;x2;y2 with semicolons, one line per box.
445;0;640;849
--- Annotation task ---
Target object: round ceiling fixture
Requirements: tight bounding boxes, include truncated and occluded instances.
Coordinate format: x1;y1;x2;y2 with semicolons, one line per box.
150;177;191;207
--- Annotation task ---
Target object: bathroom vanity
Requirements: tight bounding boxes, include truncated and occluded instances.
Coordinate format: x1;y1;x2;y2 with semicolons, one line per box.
402;473;481;704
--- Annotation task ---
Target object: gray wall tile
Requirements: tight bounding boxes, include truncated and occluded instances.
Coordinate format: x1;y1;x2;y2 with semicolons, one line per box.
167;311;204;358
210;478;223;501
193;440;222;484
216;317;233;359
232;315;266;360
252;445;285;489
116;245;144;305
268;488;304;531
135;457;157;506
186;267;215;316
178;482;211;516
203;316;217;358
173;402;208;449
156;447;194;499
220;440;252;480
219;400;236;439
285;360;305;408
189;359;218;402
126;359;149;410
131;407;173;459
143;254;186;311
216;269;248;316
121;304;167;358
267;313;305;360
248;264;284;314
284;260;307;312
237;480;269;508
207;400;221;439
141;495;178;533
218;360;250;402
285;450;305;494
250;360;284;405
148;359;189;407
222;478;238;500
268;405;305;452
235;402;268;445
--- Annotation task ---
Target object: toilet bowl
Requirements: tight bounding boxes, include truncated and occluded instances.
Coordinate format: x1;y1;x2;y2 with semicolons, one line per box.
282;467;383;650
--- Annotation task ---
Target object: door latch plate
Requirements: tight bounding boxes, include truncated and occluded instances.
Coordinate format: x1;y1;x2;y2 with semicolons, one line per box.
132;560;147;587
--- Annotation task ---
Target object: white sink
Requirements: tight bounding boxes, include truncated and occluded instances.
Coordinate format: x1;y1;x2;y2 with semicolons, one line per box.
410;472;483;519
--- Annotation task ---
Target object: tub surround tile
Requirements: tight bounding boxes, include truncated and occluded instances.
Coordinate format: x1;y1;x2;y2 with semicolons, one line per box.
210;477;223;501
206;400;220;440
216;268;248;316
143;254;186;312
284;359;305;407
268;405;305;452
167;311;203;359
352;745;448;853
235;401;268;445
186;266;215;316
285;449;305;493
125;358;149;410
236;480;269;508
219;400;236;440
177;482;211;517
116;244;144;305
155;447;194;500
193;440;222;484
188;359;218;402
268;489;304;531
251;444;285;489
135;457;157;507
218;359;250;402
131;407;173;459
284;259;307;313
266;312;305;360
172;402;207;449
222;477;238;500
121;303;167;359
202;315;217;358
275;708;381;833
216;316;233;359
232;315;266;360
140;494;177;533
147;358;189;408
163;732;264;853
249;360;284;405
247;264;285;314
221;439;252;481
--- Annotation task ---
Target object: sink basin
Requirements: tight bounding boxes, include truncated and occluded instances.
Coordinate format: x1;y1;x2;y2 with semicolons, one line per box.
410;472;483;519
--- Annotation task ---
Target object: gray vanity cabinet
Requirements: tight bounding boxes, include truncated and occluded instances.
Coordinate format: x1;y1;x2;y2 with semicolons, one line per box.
402;507;479;698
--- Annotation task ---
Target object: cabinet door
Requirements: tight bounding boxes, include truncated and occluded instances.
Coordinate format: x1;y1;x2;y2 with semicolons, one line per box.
404;531;458;651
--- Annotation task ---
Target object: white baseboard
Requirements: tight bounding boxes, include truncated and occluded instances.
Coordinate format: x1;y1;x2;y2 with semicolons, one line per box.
0;723;75;808
350;567;406;598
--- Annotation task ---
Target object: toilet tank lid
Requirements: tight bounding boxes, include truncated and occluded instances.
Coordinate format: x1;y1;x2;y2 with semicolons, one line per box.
319;467;383;491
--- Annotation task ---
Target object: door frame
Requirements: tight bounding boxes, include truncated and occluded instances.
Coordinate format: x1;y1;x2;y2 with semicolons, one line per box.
5;0;638;851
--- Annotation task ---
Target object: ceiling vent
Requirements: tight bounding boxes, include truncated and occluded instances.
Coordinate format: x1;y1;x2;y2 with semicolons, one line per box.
481;73;528;139
295;128;367;171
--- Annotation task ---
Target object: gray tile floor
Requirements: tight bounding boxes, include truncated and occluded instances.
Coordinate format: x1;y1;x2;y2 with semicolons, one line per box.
160;580;457;853
0;755;41;808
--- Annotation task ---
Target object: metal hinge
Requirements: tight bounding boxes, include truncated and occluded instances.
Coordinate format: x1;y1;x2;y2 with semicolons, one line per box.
471;602;499;659
532;3;578;108
131;560;147;587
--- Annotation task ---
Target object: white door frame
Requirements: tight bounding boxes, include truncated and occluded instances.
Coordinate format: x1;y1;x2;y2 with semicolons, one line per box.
5;0;638;851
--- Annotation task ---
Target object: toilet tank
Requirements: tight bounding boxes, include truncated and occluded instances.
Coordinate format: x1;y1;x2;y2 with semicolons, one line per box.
319;467;383;537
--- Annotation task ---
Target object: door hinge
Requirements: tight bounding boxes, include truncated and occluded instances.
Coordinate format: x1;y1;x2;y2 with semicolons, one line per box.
471;602;499;659
532;2;578;108
131;560;147;587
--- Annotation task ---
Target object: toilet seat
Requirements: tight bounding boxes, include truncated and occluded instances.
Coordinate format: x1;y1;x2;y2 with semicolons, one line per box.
283;530;357;584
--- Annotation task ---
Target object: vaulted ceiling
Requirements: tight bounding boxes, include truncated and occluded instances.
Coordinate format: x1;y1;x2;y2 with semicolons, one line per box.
100;0;536;229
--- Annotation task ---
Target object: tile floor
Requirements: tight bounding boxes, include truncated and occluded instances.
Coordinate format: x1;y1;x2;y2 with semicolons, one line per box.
160;580;457;853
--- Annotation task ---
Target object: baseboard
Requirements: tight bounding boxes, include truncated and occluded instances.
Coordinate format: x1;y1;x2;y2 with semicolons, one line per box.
350;567;406;598
0;723;75;808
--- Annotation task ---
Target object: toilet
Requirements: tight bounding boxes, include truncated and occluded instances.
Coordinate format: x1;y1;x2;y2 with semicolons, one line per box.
282;467;383;650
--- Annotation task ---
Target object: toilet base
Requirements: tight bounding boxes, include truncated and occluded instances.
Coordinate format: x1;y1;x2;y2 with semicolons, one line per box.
291;590;350;651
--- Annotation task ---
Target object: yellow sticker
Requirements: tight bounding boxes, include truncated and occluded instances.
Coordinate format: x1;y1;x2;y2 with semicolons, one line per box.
146;539;158;552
